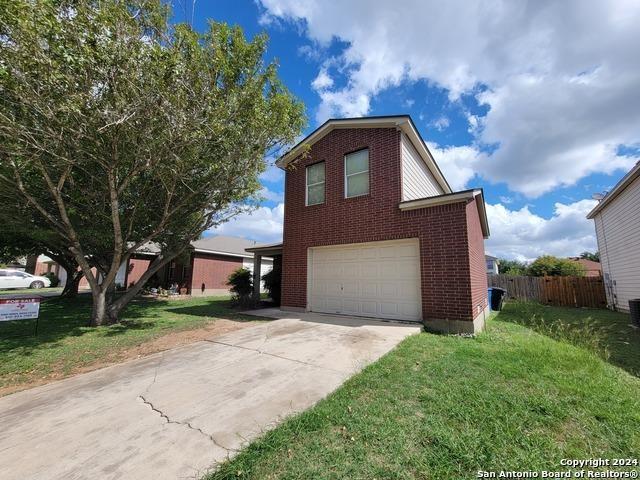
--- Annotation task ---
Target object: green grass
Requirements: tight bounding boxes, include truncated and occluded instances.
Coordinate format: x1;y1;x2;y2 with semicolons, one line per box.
207;304;640;480
0;287;64;295
0;295;256;391
498;301;640;376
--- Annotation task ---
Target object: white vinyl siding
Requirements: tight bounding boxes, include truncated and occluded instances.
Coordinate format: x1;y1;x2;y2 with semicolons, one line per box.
306;162;325;206
243;257;274;292
345;149;369;198
593;174;640;312
308;239;421;322
401;133;444;201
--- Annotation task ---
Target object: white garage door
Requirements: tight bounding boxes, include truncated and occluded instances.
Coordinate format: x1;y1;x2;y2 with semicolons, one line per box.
308;239;422;322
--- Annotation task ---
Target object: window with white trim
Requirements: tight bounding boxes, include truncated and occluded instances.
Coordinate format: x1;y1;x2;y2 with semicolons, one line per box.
306;161;325;206
345;149;369;198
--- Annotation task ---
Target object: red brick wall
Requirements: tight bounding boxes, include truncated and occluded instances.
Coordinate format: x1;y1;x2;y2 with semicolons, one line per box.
282;127;484;322
190;253;242;293
466;198;489;318
79;267;98;288
126;258;152;287
34;261;50;276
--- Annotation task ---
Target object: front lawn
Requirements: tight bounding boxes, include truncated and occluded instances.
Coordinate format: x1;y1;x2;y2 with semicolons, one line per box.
0;287;64;296
0;295;259;394
207;303;640;479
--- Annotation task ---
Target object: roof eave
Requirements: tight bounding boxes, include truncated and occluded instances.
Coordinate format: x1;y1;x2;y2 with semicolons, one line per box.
587;162;640;219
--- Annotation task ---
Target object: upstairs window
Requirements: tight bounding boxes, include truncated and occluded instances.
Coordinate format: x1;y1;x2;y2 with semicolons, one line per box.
306;161;325;206
345;149;369;198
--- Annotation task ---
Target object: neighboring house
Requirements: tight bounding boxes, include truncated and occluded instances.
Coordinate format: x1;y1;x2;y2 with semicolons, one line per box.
248;115;490;333
34;254;68;285
566;257;602;277
587;162;640;312
486;255;500;274
47;235;270;295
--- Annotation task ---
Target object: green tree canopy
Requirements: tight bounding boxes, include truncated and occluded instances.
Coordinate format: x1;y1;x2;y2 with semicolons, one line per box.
579;251;600;262
0;0;305;325
527;255;586;277
497;258;527;276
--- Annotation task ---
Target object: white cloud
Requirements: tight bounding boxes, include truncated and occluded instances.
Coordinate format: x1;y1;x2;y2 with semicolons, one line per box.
485;199;598;261
311;68;334;90
259;186;284;203
259;163;284;183
431;116;450;131
427;142;485;191
259;0;640;196
209;203;285;243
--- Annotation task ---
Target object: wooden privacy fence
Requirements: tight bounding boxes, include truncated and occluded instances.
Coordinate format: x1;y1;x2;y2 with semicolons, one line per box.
487;274;607;308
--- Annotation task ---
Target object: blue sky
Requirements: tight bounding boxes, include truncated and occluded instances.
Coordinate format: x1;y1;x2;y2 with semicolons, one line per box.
173;0;640;260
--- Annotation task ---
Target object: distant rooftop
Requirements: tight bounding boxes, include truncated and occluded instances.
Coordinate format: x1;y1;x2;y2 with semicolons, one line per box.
191;235;261;257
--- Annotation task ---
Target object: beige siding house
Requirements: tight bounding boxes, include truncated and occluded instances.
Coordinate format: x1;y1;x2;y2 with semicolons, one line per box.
587;162;640;312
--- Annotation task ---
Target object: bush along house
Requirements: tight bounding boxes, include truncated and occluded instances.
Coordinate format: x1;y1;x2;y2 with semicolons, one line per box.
247;115;490;334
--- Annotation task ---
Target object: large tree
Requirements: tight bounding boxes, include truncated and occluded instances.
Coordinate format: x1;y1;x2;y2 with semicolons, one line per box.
0;0;305;325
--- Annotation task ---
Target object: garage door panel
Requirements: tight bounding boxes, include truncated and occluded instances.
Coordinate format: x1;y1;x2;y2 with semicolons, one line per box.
380;302;400;315
361;263;378;277
309;239;421;322
380;282;399;297
361;301;378;315
342;283;358;296
360;282;378;297
359;247;378;259
342;299;360;314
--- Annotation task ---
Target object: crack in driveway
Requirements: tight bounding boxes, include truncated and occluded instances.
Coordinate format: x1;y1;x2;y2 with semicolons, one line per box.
203;338;349;374
138;395;237;456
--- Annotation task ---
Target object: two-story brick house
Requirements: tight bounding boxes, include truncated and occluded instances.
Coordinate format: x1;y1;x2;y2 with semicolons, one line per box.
248;115;490;333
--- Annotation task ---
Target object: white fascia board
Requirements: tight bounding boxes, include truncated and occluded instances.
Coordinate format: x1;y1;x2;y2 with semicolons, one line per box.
587;162;640;219
398;190;480;211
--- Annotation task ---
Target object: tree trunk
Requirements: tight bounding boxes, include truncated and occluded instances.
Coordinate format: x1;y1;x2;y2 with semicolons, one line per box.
90;289;119;326
91;289;107;326
61;272;82;298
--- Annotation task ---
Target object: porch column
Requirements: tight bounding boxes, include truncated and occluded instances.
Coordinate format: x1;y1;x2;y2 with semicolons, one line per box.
252;254;262;303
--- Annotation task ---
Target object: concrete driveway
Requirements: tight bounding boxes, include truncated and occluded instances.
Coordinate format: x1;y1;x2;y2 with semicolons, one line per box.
0;309;420;480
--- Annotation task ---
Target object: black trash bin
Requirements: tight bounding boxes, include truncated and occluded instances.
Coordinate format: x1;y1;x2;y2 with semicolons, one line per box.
630;299;640;326
490;287;507;311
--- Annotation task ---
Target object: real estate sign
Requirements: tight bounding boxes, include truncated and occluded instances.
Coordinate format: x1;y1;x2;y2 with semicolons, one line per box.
0;297;41;322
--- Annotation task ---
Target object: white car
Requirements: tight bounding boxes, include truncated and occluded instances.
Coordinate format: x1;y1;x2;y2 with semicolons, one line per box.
0;269;52;289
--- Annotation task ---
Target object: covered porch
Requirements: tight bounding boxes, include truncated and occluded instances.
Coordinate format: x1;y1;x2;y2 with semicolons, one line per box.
245;242;283;303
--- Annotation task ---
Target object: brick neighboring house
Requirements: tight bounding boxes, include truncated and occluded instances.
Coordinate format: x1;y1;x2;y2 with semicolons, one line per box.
248;115;490;333
53;235;272;295
567;257;602;277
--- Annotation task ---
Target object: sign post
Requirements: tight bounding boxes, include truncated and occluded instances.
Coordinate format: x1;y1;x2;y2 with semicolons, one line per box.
0;296;42;336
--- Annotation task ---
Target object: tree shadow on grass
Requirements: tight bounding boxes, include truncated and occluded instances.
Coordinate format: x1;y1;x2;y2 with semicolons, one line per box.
496;301;640;378
0;296;161;356
0;295;263;360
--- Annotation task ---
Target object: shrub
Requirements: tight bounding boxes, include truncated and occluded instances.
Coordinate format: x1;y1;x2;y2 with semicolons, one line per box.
227;268;254;307
42;272;59;287
262;261;281;306
527;255;586;277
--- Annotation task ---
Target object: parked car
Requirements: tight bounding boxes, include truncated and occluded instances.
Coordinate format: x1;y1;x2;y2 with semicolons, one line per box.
0;269;52;289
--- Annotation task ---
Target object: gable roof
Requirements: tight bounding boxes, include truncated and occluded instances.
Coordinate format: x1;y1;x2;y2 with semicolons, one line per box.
276;115;452;194
568;258;601;272
191;235;259;258
587;161;640;219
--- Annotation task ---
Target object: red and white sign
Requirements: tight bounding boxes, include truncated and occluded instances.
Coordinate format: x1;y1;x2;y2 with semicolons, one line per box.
0;297;41;322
